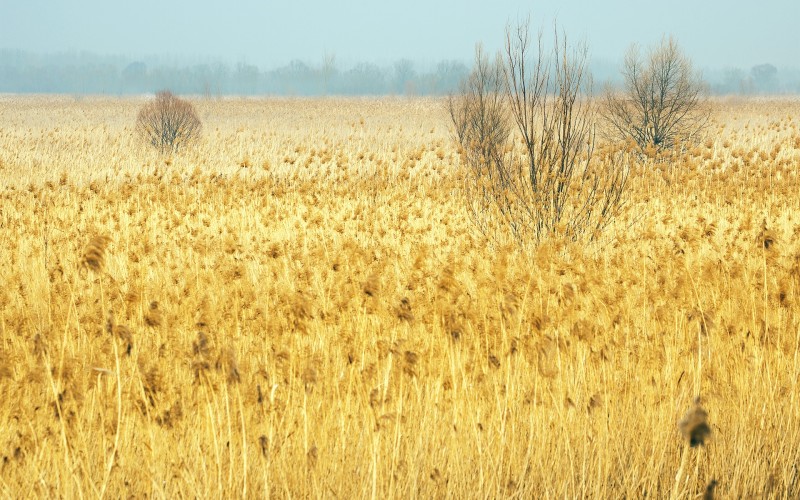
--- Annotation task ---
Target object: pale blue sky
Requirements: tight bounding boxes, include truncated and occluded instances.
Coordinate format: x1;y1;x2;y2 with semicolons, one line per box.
1;0;797;69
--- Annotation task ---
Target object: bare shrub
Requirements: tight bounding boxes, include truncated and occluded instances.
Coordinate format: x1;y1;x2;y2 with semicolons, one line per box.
449;21;630;244
136;90;202;154
601;36;709;152
447;46;515;235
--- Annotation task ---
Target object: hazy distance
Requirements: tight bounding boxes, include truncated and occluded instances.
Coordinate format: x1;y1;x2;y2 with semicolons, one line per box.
1;0;798;94
3;0;797;69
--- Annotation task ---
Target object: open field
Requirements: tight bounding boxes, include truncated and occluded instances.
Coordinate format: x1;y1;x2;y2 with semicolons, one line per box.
1;96;800;498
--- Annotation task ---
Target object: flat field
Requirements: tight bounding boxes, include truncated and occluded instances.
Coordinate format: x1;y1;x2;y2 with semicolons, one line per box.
1;96;799;498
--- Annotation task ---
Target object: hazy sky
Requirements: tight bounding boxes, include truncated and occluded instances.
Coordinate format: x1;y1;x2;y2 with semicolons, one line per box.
1;0;798;69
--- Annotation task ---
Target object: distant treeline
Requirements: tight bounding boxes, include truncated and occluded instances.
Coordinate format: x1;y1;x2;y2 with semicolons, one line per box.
1;49;798;96
0;50;469;96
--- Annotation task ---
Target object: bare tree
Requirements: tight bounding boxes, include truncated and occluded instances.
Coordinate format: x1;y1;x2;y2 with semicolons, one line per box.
448;46;513;233
321;52;337;94
601;36;708;151
136;90;202;154
450;21;629;244
449;45;523;239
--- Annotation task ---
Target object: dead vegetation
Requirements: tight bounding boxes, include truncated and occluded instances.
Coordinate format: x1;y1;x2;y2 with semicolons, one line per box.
0;96;799;497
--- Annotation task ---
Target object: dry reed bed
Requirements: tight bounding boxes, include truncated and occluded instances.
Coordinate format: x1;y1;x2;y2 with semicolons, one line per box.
0;96;799;497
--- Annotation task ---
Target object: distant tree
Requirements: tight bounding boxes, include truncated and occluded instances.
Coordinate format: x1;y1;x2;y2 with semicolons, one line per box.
601;36;708;151
433;60;470;94
235;63;260;94
189;64;215;98
321;52;337;95
393;59;417;95
751;63;778;93
340;63;387;95
136;90;202;154
271;60;315;95
122;61;148;92
122;62;147;80
718;67;750;95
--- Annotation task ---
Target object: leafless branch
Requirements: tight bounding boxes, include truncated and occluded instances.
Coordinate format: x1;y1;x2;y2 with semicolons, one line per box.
136;90;202;154
449;20;630;245
601;36;709;151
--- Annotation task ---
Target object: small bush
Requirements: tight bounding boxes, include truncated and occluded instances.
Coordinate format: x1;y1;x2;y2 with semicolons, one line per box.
136;90;202;154
601;36;709;152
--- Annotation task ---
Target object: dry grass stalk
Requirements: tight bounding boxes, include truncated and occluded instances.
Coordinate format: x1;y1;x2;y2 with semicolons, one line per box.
0;96;799;497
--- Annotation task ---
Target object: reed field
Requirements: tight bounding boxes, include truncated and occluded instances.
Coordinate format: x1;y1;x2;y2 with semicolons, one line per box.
1;95;800;498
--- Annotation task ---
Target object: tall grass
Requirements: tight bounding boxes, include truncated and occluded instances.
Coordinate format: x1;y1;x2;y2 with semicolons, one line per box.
0;96;799;497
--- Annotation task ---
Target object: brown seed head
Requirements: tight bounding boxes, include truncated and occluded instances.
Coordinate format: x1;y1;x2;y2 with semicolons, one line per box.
306;445;318;469
81;235;111;272
703;479;718;500
679;398;711;447
396;297;414;322
114;325;134;355
217;347;241;384
145;301;162;327
106;310;115;335
302;366;318;392
758;221;777;252
363;272;380;297
259;435;269;457
193;331;210;358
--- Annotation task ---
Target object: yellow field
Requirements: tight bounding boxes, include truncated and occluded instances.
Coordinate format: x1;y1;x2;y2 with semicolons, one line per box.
1;95;799;498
